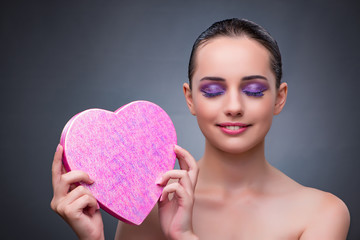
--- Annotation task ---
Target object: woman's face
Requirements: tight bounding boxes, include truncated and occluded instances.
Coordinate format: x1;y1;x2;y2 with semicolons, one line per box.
184;36;287;154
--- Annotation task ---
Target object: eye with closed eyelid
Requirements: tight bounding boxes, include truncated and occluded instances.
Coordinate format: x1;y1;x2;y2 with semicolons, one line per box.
241;82;268;97
200;83;226;98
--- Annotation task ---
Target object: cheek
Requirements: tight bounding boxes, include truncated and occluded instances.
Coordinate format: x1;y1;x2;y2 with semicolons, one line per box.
192;98;219;138
247;96;275;122
246;98;275;142
194;98;219;120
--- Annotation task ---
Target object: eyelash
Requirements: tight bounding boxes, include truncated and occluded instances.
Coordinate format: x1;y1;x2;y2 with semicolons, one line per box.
201;91;225;98
242;90;264;97
202;90;265;98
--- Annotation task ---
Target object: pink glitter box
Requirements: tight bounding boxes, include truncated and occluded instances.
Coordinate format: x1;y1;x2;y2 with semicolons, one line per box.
60;101;177;225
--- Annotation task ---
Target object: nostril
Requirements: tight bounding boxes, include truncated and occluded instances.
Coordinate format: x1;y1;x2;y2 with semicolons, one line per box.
226;110;243;117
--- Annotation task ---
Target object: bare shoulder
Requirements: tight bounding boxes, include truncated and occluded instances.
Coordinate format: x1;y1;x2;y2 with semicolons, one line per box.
273;168;349;217
299;187;349;218
114;204;166;240
271;168;350;239
296;187;350;239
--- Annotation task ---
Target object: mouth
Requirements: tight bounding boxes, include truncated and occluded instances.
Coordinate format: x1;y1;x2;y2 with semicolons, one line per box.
216;123;251;135
222;125;245;130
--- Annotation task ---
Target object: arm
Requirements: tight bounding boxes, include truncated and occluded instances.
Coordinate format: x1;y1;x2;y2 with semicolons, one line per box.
51;145;104;240
300;192;350;240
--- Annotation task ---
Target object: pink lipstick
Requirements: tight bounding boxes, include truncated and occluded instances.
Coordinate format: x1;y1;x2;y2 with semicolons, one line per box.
216;122;251;135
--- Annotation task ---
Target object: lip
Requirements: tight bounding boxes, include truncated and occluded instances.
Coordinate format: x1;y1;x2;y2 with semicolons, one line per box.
216;122;251;135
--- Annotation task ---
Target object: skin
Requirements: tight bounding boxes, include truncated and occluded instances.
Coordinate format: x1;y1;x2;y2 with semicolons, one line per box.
51;36;350;239
51;145;104;240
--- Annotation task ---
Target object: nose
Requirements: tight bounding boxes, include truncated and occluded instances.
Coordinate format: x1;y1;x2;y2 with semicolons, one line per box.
224;88;243;117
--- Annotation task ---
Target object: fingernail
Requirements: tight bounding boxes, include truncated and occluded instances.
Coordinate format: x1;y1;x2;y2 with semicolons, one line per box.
96;201;100;210
56;144;61;152
174;144;182;150
88;174;95;184
155;176;163;185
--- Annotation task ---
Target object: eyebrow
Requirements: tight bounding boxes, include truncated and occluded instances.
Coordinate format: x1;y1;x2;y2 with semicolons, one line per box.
200;76;225;82
200;75;268;82
242;75;268;81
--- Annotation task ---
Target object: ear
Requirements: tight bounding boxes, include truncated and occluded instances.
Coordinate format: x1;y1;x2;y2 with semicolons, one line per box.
274;82;288;115
183;83;196;115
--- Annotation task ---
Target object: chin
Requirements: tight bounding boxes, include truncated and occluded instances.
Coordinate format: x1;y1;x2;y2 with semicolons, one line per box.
210;138;264;156
221;145;257;155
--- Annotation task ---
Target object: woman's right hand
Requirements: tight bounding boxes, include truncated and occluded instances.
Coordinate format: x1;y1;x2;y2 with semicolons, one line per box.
50;144;104;240
157;145;199;240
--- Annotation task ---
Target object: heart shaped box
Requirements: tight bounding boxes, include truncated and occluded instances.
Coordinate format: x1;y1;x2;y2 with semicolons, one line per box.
60;101;177;225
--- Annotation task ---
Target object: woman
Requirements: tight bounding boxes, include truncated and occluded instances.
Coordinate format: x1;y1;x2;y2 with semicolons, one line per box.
51;18;350;239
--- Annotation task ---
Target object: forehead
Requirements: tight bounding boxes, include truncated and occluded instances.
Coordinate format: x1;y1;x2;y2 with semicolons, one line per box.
194;36;274;81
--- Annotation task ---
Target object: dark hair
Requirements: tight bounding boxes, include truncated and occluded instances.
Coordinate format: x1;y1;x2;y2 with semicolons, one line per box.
188;18;282;89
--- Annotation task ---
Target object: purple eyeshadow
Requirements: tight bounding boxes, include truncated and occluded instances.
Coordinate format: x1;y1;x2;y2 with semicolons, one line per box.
242;82;268;97
200;83;225;97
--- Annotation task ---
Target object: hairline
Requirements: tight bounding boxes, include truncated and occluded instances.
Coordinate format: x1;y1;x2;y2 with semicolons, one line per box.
190;34;277;89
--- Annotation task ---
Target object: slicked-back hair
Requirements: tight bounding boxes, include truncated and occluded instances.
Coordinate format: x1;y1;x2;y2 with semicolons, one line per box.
188;18;282;89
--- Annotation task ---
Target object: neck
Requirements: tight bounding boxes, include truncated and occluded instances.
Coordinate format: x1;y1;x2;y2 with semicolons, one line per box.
198;139;271;192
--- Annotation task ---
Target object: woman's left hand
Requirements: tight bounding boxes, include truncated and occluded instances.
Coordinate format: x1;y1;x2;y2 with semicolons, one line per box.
157;145;199;240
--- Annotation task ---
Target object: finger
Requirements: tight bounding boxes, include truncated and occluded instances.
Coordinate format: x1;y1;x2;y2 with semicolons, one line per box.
52;144;63;186
73;194;99;216
55;170;94;197
60;194;99;218
174;145;199;187
61;185;93;206
160;182;192;207
157;170;193;195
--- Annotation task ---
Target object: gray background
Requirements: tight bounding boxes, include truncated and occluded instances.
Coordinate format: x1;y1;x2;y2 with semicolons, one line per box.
1;0;360;239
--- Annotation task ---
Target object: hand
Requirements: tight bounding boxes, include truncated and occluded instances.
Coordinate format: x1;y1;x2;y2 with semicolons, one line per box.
50;144;104;240
157;145;199;240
